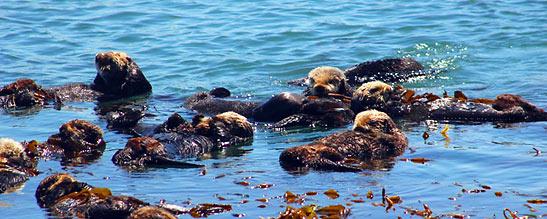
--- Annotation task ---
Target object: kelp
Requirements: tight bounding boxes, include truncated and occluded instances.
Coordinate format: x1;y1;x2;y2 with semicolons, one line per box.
324;189;340;199
189;203;232;218
277;205;318;219
56;187;112;203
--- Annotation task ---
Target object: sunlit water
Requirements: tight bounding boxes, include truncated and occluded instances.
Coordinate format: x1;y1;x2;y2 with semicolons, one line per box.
1;1;546;218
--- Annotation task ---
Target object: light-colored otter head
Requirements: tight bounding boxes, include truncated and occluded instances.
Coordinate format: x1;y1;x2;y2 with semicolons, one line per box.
0;138;26;164
95;51;131;85
355;81;393;105
92;51;151;96
352;110;397;134
307;66;346;97
194;111;251;133
193;111;253;144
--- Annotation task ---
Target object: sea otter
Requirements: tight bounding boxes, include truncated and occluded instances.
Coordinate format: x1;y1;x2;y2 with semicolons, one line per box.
351;81;547;122
344;57;426;86
0;79;54;109
112;137;205;169
279;110;408;172
0;51;151;110
183;90;262;118
0;138;38;193
35;173;180;218
111;111;253;169
184;90;355;128
271;98;355;128
302;66;354;97
33;119;106;165
288;57;428;87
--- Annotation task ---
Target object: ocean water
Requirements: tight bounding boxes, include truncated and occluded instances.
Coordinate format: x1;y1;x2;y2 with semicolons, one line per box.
1;0;546;218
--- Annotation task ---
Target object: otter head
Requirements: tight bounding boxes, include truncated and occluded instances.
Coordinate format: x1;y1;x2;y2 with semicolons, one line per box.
35;173;91;208
351;81;393;113
112;137;204;169
492;94;540;113
47;120;106;158
92;51;152;97
112;137;165;168
193;111;253;145
0;79;50;108
0;138;35;169
352;110;397;135
307;66;346;97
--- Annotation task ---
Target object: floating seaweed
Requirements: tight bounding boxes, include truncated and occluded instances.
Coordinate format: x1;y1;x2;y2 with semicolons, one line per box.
324;189;340;199
189;203;232;218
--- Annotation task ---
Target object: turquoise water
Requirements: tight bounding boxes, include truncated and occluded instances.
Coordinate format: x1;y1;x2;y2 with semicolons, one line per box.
1;0;546;218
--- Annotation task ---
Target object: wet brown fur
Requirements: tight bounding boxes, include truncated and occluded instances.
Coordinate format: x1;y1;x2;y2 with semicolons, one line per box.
280;110;408;171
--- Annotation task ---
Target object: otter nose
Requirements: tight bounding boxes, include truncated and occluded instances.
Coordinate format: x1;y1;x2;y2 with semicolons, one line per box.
313;85;328;96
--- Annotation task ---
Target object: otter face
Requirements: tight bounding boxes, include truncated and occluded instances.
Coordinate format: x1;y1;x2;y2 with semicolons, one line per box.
193;111;253;144
112;137;166;168
92;51;151;97
35;173;91;208
352;110;397;134
307;66;346;97
123;137;166;158
355;81;392;105
95;51;131;87
351;81;393;113
0;138;26;164
0;79;51;108
47;120;105;156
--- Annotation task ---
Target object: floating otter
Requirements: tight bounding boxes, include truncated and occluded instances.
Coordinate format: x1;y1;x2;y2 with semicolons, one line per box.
251;92;305;122
0;138;38;193
35;173;179;218
89;51;152;99
279;110;408;172
31;119;106;165
0;51;151;110
183;90;262;118
0;79;53;109
350;81;407;117
192;111;254;146
272;98;355;128
112;137;205;169
351;81;547;122
111;111;253;169
185;89;354;128
344;57;426;86
289;57;428;87
302;66;354;97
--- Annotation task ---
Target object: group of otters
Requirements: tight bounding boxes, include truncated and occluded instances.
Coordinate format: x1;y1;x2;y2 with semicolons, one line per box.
1;51;546;218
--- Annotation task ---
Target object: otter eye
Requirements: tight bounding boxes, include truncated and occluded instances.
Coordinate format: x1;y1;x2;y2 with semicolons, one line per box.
308;78;315;85
328;79;338;85
369;88;379;93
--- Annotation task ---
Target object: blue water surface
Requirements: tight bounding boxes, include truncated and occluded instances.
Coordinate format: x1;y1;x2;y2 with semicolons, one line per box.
1;0;546;218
